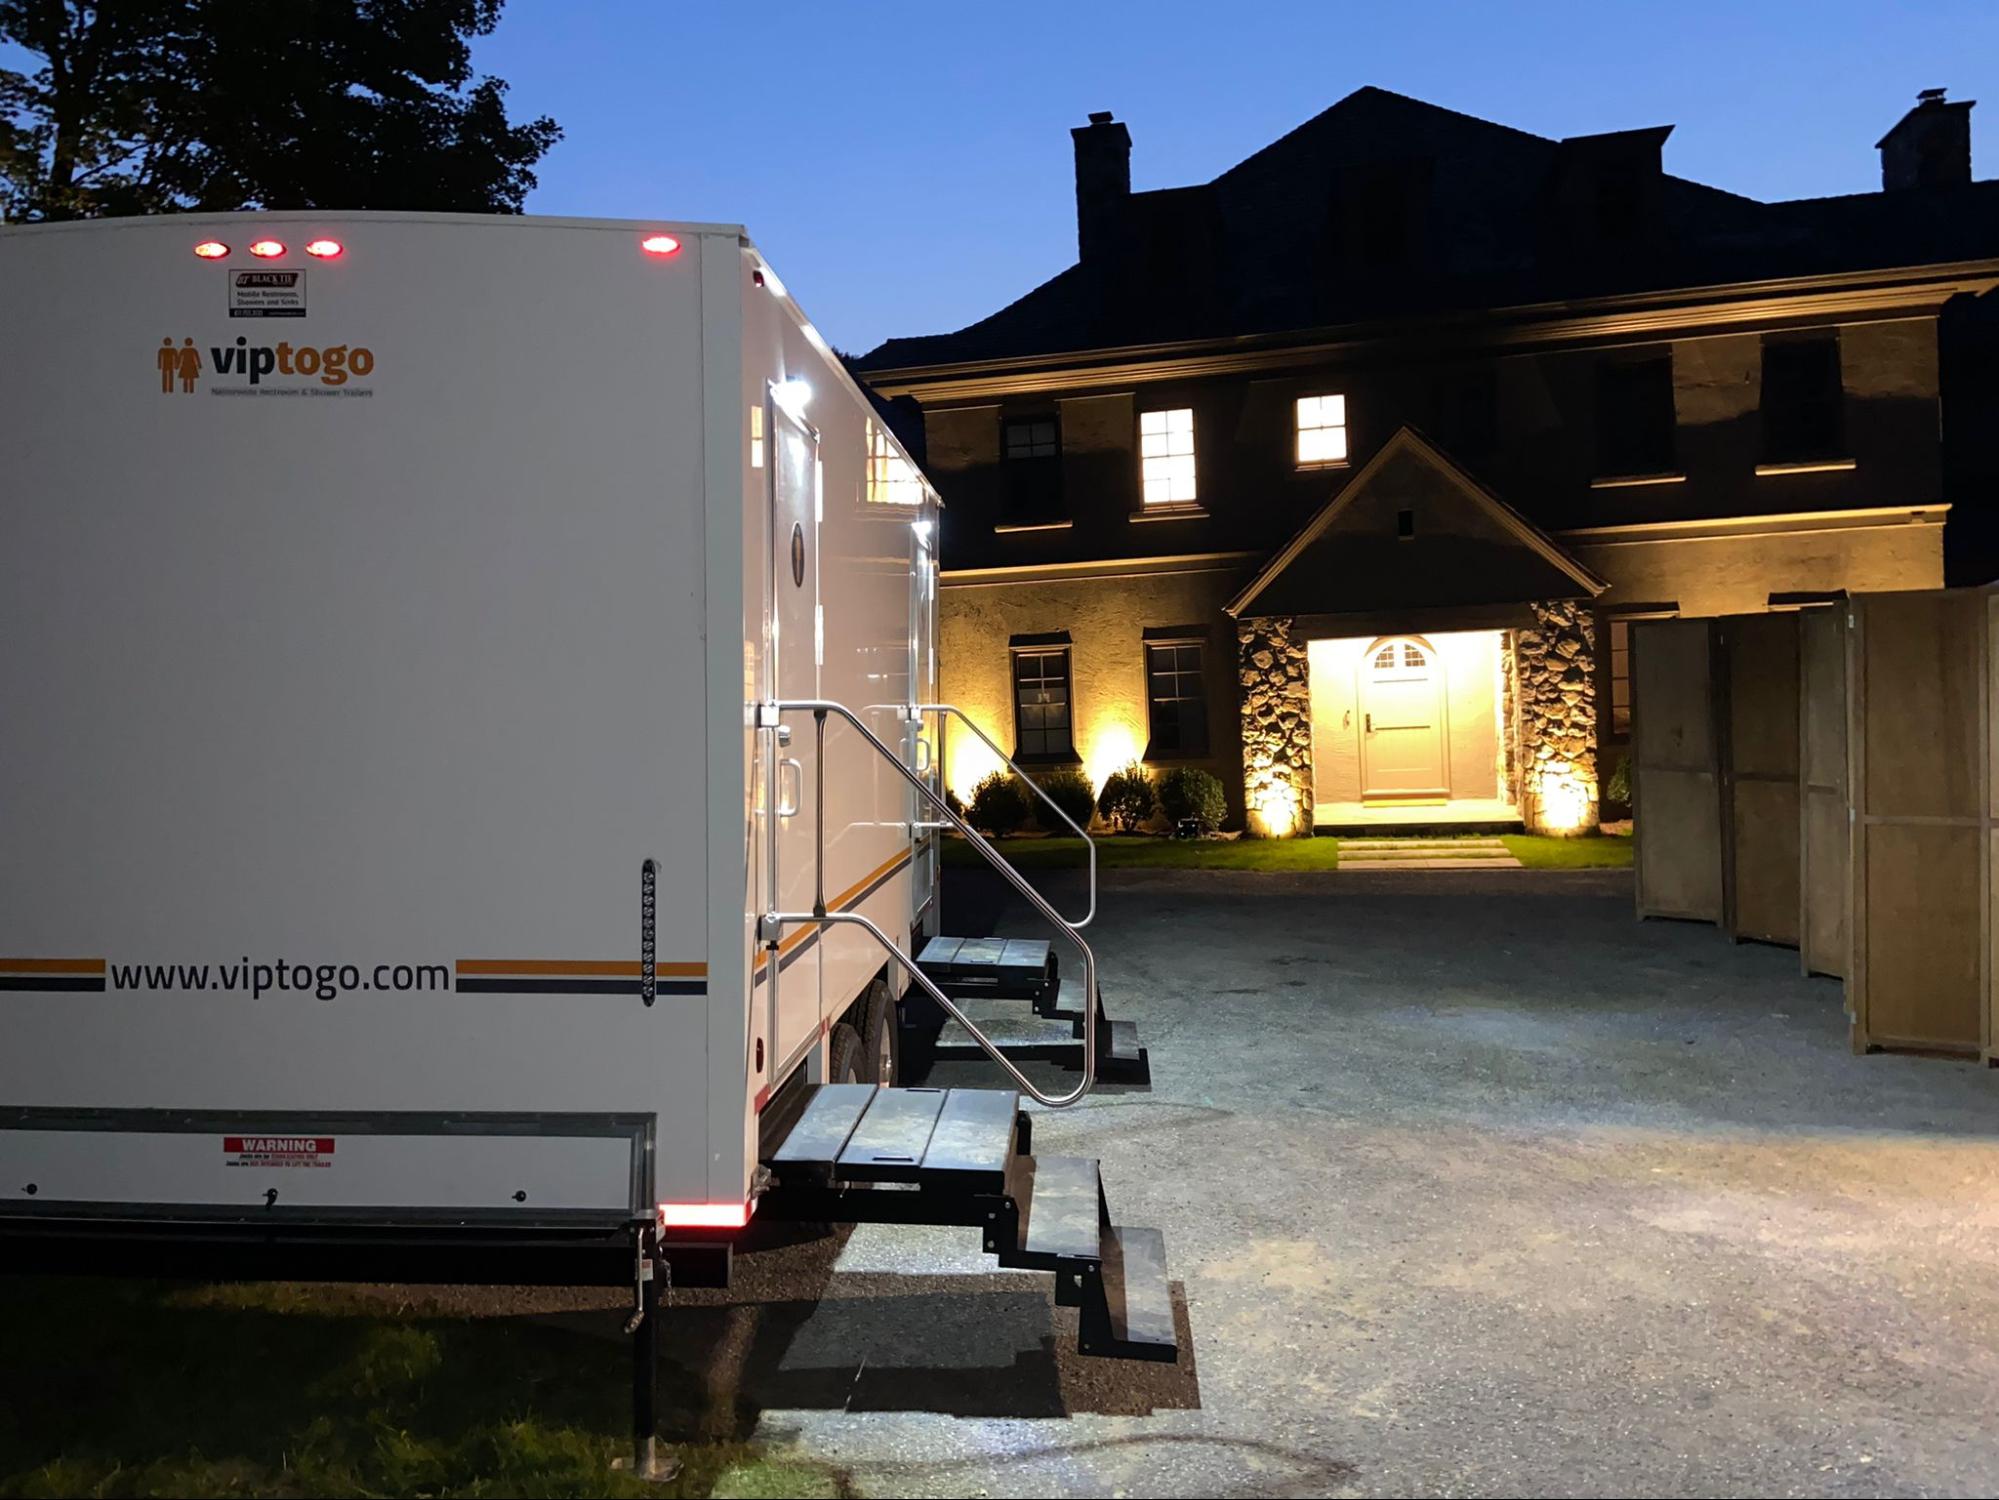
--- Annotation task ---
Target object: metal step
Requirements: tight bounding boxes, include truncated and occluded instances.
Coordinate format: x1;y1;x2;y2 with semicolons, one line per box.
1042;976;1093;1023
1083;1223;1178;1362
765;1084;1020;1191
765;1109;1183;1365
933;1012;1151;1085
917;934;1054;1000
1003;1153;1102;1271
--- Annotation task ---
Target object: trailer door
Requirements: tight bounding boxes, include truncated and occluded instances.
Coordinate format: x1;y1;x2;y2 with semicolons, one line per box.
765;393;823;1076
909;509;941;919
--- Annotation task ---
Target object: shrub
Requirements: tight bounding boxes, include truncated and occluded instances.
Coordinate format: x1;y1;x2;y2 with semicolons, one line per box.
1158;765;1227;831
1034;767;1096;832
1607;753;1632;806
968;771;1029;836
1096;762;1157;832
943;785;965;820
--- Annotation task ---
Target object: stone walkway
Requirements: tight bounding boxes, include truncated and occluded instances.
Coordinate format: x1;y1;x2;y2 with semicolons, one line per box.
1336;835;1522;869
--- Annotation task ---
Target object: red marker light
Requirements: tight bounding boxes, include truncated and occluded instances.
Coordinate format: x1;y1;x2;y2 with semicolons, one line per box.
640;233;681;258
657;1200;751;1229
303;238;343;259
247;239;285;258
193;241;230;259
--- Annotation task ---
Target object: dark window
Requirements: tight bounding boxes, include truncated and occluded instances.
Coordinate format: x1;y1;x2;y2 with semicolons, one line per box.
1594;354;1676;477
1144;642;1208;757
1761;337;1845;464
1001;415;1063;523
1396;508;1416;540
1003;417;1058;460
1012;648;1074;760
1608;618;1634;737
1597;606;1677;743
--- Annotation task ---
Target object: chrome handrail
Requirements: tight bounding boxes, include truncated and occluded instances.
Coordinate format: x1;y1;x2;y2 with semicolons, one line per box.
766;698;1096;1108
917;702;1096;930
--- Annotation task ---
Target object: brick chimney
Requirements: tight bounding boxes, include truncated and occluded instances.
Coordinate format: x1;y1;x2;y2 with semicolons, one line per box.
1878;88;1974;190
1072;111;1131;261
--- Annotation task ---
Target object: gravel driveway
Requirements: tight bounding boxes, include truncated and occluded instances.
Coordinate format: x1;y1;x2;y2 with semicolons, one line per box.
663;865;1999;1498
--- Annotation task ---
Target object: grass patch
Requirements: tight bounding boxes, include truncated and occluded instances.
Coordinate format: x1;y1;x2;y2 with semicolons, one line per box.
0;1278;848;1499
1500;832;1635;869
944;832;1634;873
942;834;1340;872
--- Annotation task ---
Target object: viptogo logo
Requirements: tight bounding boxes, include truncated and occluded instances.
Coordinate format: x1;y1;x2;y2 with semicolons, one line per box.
158;334;376;393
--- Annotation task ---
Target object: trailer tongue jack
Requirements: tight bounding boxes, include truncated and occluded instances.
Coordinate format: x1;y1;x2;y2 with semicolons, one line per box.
620;1226;680;1484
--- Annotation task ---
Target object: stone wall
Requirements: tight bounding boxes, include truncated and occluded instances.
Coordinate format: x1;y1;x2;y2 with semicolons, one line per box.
1237;617;1313;836
1514;602;1598;835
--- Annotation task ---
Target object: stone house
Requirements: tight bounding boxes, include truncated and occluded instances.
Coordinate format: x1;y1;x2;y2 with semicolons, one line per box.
854;88;1999;834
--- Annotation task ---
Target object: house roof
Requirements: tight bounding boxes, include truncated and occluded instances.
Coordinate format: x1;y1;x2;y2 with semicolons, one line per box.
856;86;1999;374
1226;427;1607;620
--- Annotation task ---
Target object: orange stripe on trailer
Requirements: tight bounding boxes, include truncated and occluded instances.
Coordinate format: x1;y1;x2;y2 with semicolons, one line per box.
826;849;913;912
0;957;106;975
456;959;707;977
769;851;910;958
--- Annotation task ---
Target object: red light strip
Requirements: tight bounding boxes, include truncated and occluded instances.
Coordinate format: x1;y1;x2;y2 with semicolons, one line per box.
657;1200;752;1229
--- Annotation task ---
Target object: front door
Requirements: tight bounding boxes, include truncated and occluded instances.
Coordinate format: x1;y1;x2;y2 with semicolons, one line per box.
1359;637;1448;799
765;392;821;1076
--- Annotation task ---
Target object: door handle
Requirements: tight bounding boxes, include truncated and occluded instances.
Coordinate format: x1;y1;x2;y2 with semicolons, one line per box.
776;757;803;817
1365;713;1373;734
912;736;933;774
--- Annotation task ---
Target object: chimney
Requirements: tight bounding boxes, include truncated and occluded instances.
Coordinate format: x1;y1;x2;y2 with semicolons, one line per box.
1878;88;1974;190
1072;110;1131;261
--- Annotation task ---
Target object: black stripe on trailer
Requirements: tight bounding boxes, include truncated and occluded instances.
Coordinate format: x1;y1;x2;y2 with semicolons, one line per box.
454;978;706;996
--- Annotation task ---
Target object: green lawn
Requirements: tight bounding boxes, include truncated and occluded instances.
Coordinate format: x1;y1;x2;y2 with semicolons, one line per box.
942;831;1634;873
1500;832;1635;869
942;833;1342;872
0;1279;842;1500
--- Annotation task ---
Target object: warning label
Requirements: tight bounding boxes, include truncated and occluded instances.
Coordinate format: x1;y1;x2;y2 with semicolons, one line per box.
228;269;307;318
223;1135;335;1168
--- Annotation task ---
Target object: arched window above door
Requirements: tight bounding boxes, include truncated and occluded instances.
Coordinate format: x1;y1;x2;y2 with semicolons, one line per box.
1369;637;1431;673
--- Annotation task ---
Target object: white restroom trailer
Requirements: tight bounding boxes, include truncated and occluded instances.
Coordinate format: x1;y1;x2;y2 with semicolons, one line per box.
0;213;1173;1470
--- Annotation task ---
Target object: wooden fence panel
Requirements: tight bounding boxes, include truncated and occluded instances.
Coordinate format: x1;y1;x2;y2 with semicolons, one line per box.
1849;589;1986;1054
1797;607;1848;977
1721;613;1801;946
1632;620;1723;923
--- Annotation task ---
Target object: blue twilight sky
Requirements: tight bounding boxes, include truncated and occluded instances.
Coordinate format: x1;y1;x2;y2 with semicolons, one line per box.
476;1;1999;354
7;3;1993;352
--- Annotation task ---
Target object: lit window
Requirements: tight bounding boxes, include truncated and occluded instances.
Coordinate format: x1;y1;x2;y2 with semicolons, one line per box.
1139;408;1197;506
866;421;923;506
1295;394;1349;467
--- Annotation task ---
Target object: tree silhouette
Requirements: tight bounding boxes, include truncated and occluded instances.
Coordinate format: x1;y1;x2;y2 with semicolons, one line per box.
0;0;560;221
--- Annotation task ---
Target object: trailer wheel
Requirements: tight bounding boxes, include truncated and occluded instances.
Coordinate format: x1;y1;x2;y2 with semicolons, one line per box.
861;977;899;1086
827;1021;865;1086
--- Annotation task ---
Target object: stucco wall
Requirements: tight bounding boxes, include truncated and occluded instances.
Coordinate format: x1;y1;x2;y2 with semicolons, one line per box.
1306;631;1502;808
938;566;1245;820
1573;519;1944;616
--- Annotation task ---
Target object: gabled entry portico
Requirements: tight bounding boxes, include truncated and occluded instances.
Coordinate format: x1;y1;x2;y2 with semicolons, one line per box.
1225;428;1608;835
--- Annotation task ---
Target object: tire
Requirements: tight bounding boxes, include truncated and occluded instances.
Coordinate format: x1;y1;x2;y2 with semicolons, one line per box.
861;978;900;1087
827;1021;864;1086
